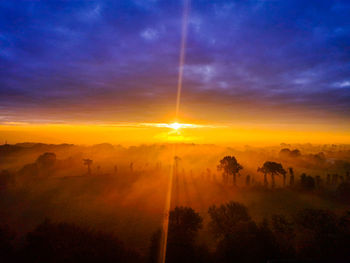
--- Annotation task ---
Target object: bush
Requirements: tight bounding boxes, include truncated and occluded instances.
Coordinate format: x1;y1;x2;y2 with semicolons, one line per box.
21;219;140;263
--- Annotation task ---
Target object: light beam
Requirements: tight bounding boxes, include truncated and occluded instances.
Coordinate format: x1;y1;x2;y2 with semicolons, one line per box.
175;0;190;120
159;1;190;263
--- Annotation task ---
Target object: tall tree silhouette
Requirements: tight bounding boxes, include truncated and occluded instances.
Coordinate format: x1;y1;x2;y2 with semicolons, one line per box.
299;173;315;191
217;156;243;186
208;202;279;263
166;206;202;263
208;201;251;238
148;229;161;263
289;167;294;186
83;159;93;175
258;161;286;188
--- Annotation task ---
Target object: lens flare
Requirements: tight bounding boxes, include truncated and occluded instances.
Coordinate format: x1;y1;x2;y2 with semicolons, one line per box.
159;1;191;263
169;122;182;130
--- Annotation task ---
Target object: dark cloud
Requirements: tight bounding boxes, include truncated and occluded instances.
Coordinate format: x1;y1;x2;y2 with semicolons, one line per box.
0;0;349;124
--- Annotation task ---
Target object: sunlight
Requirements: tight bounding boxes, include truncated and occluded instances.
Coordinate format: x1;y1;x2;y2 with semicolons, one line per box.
141;122;205;129
169;122;182;130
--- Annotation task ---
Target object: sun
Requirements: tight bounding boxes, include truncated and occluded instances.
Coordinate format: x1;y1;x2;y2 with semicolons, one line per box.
169;122;182;130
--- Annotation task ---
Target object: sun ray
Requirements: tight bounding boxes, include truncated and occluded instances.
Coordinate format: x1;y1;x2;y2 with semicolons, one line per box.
169;122;182;130
159;1;191;263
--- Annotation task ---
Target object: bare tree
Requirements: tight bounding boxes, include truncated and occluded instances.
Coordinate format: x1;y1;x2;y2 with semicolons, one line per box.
289;167;294;186
83;159;93;175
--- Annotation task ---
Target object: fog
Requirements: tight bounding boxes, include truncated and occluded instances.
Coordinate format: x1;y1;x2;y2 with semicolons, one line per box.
0;142;350;262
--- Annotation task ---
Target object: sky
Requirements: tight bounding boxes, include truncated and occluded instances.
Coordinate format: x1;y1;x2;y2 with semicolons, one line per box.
0;0;349;144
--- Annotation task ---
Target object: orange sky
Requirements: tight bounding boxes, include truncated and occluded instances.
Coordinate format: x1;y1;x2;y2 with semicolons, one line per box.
1;121;349;146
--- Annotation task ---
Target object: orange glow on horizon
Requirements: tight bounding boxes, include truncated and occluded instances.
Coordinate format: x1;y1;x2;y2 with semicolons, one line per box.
169;122;182;130
0;121;349;146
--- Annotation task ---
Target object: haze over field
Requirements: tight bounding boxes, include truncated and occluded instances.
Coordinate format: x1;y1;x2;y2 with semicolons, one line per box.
0;0;350;144
1;142;350;263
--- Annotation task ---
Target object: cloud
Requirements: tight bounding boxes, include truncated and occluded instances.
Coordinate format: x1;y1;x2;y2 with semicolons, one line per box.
333;80;350;88
0;0;349;125
140;28;159;41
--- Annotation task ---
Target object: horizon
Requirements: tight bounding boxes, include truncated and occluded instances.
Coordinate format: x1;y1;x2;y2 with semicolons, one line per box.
1;122;350;145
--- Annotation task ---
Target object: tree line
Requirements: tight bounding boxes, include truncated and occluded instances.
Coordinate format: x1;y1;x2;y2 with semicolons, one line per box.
217;155;350;191
150;202;350;263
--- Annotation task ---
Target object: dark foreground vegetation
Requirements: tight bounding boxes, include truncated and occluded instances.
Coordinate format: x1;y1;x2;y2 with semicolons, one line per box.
0;142;349;262
1;203;350;262
159;204;350;263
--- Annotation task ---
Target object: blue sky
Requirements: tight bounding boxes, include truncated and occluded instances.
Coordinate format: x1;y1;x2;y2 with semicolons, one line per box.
0;0;349;126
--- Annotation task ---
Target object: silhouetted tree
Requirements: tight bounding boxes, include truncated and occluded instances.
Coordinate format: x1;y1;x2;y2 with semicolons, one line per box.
22;219;140;263
332;173;339;185
271;214;296;258
246;175;251;186
217;156;243;186
256;219;279;261
208;201;251;238
148;229;161;263
299;173;315;191
0;224;15;262
18;163;39;182
209;202;279;262
36;152;56;177
311;152;326;165
279;148;301;158
0;170;13;190
83;159;93;175
336;182;350;203
36;152;56;169
279;148;291;158
290;149;301;157
166;206;202;263
209;202;254;262
282;171;287;187
258;162;286;188
315;175;322;188
294;209;341;260
289;167;294;186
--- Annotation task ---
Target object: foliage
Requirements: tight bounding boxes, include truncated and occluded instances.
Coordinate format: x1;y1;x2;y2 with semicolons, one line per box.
299;173;316;191
217;156;243;185
36;153;56;170
21;219;140;263
166;207;203;263
258;161;286;187
279;148;301;158
336;182;350;202
258;161;286;176
208;201;251;239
